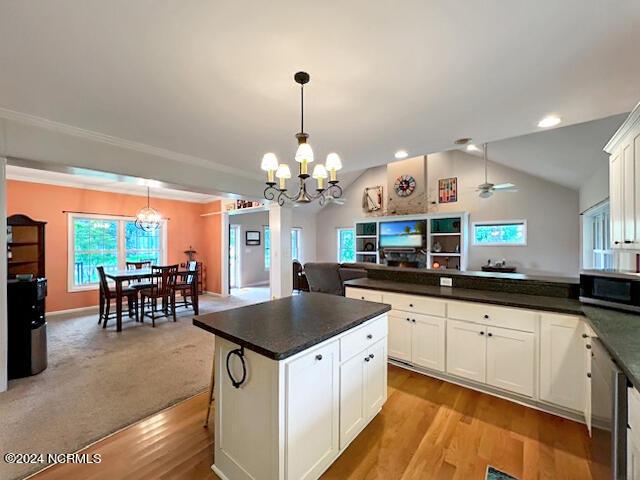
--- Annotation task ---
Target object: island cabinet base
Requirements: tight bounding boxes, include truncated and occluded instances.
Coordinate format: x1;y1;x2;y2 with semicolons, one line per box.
212;313;389;480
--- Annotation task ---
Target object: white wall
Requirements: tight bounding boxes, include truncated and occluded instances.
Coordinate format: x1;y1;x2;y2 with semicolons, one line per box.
230;211;269;288
292;208;317;265
317;151;581;276
579;161;609;213
316;166;387;263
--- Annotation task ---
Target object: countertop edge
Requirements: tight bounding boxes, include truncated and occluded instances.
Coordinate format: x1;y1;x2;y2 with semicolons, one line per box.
193;304;391;361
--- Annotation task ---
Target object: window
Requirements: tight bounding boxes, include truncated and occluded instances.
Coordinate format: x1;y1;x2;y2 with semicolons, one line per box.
472;220;527;246
291;228;302;262
263;227;303;269
68;214;166;291
264;226;270;269
583;202;613;270
337;228;356;263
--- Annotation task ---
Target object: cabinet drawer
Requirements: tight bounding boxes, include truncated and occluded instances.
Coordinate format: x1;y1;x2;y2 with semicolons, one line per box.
345;287;383;303
340;315;388;362
382;292;446;317
630;387;640;436
447;300;537;333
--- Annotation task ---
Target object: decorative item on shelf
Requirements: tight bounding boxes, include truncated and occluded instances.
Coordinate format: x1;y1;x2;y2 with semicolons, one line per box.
363;241;375;252
236;200;262;210
432;261;441;269
135;187;161;232
432;241;442;253
438;177;458;203
184;246;197;262
393;175;416;197
245;231;261;246
362;186;383;213
261;72;343;206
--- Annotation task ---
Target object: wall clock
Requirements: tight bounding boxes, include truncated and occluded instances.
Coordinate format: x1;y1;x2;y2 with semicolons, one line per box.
394;175;416;197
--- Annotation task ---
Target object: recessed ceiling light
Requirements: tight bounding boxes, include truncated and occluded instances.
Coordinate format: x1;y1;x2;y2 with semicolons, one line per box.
466;144;480;152
394;150;408;159
538;115;562;128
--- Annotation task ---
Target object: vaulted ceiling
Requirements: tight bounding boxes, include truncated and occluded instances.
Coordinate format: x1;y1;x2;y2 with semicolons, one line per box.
1;1;639;191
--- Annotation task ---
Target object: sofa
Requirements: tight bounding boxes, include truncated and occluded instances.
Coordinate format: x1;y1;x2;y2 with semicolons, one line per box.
303;262;368;296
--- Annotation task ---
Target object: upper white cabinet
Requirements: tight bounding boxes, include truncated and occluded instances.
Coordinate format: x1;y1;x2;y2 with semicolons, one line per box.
606;103;640;249
539;313;586;412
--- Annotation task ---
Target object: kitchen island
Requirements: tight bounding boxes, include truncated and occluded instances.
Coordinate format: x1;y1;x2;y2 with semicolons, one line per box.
193;293;390;480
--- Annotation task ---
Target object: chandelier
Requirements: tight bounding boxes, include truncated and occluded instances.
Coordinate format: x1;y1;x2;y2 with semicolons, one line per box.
135;187;161;232
261;72;343;205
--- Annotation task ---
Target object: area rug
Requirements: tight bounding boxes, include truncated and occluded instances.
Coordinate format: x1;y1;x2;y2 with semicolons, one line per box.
486;465;519;480
0;291;267;480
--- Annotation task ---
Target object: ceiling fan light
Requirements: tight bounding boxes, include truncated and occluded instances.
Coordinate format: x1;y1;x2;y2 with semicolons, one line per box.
479;190;493;199
466;144;480;152
538;115;562;128
295;143;314;163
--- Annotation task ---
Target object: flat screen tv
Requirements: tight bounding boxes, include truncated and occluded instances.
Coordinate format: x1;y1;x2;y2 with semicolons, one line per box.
379;220;426;248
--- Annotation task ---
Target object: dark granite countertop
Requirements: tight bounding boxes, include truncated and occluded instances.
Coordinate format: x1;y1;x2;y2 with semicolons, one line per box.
193;293;391;360
582;306;640;391
344;278;584;315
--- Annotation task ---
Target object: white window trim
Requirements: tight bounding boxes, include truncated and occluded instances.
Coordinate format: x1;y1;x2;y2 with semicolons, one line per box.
471;219;527;247
263;225;270;271
67;213;168;293
337;227;355;262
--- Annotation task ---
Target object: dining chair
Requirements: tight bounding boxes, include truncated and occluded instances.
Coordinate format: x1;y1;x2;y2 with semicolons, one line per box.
140;265;179;326
126;260;153;290
97;266;139;328
174;261;198;312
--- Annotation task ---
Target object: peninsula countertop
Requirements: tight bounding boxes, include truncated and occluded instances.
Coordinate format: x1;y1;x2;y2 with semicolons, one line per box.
344;278;584;315
193;293;391;360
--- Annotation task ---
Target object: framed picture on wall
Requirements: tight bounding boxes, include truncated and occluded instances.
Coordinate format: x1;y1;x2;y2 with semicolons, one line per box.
246;230;261;246
438;177;458;203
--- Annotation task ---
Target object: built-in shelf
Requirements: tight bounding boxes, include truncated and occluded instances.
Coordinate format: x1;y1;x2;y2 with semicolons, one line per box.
430;252;461;257
355;251;377;255
8;241;39;246
355;235;377;239
430;232;461;236
8;260;37;265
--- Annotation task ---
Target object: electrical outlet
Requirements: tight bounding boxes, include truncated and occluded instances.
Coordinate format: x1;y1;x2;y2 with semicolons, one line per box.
440;277;453;287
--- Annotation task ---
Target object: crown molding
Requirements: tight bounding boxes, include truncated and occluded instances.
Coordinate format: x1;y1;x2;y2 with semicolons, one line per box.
0;107;262;181
604;101;640;154
6;171;218;204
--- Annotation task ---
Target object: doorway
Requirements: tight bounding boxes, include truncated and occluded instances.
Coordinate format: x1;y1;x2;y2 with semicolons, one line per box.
229;224;241;289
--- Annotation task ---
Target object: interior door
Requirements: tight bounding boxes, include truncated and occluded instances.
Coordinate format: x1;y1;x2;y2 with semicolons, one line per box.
411;313;446;372
388;313;412;362
486;326;535;397
446;319;486;383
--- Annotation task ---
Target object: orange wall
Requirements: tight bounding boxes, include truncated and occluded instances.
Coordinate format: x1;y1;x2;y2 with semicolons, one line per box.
6;180;222;312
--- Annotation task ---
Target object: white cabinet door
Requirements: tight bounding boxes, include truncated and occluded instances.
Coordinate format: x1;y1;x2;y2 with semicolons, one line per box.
539;313;586;412
629;430;640;480
623;141;636;246
584;326;592;435
446;319;486;383
610;151;624;248
339;352;365;449
486;326;535;397
286;342;339;480
364;339;387;418
411;313;446;372
388;313;412;361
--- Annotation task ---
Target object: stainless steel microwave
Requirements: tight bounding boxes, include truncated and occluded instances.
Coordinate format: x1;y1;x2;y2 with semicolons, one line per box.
580;270;640;312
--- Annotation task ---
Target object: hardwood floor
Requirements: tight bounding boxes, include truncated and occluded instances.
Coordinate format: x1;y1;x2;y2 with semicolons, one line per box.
31;365;597;480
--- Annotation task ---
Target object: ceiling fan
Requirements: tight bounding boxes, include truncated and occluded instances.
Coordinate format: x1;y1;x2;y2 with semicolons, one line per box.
476;143;519;198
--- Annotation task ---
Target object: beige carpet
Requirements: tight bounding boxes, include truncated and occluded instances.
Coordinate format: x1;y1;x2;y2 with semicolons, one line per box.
0;289;269;480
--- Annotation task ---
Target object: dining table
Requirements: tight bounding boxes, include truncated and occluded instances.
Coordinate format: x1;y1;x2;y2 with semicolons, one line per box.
103;267;199;332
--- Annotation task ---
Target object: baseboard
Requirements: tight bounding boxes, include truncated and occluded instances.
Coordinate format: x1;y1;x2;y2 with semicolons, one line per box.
47;304;100;317
388;359;586;425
